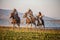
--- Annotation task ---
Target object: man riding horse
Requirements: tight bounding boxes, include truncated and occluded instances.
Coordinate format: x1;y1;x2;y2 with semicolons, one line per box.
10;8;20;29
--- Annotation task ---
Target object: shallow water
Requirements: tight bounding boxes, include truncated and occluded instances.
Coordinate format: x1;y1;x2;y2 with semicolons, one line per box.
0;18;60;27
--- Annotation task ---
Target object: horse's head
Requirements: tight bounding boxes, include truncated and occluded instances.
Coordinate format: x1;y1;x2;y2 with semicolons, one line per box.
23;13;27;18
10;12;15;19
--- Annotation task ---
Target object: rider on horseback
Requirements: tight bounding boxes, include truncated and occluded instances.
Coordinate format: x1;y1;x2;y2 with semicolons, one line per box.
37;12;45;28
23;9;36;27
28;9;33;16
10;8;20;29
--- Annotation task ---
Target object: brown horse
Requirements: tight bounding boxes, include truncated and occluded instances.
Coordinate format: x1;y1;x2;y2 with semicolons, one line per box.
10;9;20;29
23;12;36;28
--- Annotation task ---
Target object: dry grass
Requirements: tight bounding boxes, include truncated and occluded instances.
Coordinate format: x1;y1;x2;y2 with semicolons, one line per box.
0;26;60;40
0;26;60;33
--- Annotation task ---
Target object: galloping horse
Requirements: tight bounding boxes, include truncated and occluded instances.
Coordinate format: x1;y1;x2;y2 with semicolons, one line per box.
36;12;45;28
23;12;36;28
10;9;20;29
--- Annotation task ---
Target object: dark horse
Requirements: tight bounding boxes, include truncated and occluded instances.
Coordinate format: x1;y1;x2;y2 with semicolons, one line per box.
23;12;36;28
36;12;45;28
10;9;20;29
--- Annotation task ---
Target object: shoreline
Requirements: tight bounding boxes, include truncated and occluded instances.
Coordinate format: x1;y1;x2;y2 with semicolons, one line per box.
0;25;60;30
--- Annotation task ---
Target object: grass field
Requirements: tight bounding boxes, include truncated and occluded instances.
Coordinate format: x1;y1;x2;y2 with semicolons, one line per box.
0;26;60;40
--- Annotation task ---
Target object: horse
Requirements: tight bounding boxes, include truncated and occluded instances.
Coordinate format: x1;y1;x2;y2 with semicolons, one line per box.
36;12;45;28
10;12;20;29
23;12;36;28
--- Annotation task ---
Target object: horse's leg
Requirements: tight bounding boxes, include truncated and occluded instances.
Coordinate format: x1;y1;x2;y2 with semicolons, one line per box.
13;24;15;30
41;19;45;29
42;24;45;29
25;23;29;31
33;22;36;28
31;23;32;28
26;23;28;28
17;23;20;29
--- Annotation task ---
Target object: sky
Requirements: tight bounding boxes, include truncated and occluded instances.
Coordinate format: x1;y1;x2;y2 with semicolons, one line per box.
0;0;60;19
